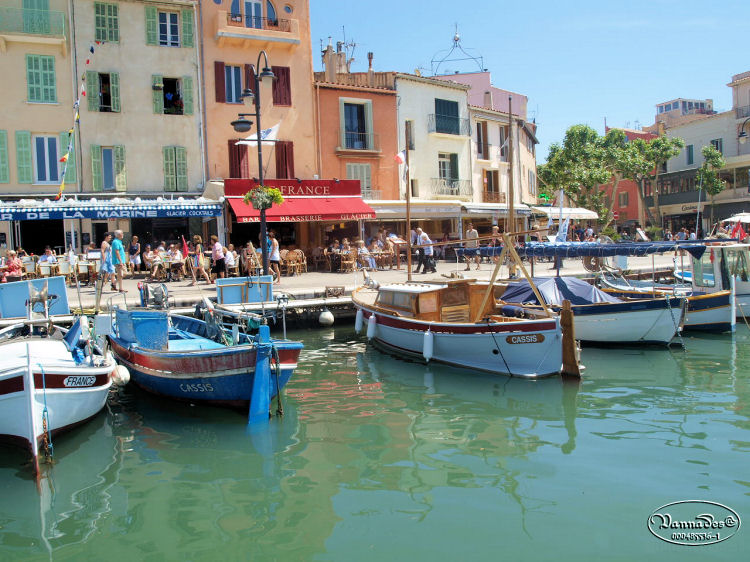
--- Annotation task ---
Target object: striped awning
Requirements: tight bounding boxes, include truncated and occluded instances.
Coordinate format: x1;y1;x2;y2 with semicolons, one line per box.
0;197;223;220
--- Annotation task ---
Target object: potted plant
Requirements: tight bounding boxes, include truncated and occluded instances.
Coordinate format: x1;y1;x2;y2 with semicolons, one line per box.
244;186;284;210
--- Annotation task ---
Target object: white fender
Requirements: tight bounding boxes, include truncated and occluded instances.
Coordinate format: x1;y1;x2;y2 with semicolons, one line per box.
319;309;335;326
423;329;434;362
366;313;377;339
355;309;364;334
112;364;130;386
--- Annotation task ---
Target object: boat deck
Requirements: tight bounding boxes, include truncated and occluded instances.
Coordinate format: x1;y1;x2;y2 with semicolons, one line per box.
167;328;225;352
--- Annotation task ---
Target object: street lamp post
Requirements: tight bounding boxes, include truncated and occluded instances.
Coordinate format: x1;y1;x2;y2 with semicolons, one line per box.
232;50;275;276
739;117;750;145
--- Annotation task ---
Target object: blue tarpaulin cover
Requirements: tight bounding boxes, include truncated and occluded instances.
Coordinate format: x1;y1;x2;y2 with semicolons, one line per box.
501;277;622;306
518;242;707;260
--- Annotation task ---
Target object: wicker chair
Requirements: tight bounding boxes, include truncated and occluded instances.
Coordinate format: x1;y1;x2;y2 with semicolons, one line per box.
23;259;37;279
339;249;357;273
294;249;308;273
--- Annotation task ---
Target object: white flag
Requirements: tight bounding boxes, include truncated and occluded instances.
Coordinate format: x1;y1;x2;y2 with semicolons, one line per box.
236;123;280;146
556;216;570;243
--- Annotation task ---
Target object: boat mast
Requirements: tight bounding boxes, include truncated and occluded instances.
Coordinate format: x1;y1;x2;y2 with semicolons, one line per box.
507;96;515;235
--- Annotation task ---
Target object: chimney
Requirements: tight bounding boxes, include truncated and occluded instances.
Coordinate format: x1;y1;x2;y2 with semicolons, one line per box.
483;90;493;109
321;43;336;82
368;51;374;86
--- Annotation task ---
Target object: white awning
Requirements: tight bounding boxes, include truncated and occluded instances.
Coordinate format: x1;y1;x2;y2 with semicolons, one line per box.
461;202;531;216
530;206;599;220
724;212;750;223
366;200;463;219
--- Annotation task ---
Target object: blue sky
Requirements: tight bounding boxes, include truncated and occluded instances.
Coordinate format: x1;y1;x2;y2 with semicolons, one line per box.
310;0;749;159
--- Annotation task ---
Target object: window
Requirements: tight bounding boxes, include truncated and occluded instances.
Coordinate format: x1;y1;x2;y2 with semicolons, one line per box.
499;125;508;162
152;75;193;115
26;54;56;103
275;141;294;179
710;138;723;154
272;66;291;106
231;0;277;28
158;11;180;46
342;102;370;149
476;122;489;159
32;135;59;184
686;144;693;165
225;65;242;103
618;191;629;207
434;98;460;134
484;169;499;192
163;146;188;191
438;152;457;180
91;144;125;191
94;2;119;42
346;163;372;192
528;169;536;196
228;140;249;178
86;71;120;112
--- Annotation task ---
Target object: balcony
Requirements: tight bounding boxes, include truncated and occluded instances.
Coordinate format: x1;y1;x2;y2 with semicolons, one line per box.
0;8;67;53
361;189;382;200
215;10;299;49
482;191;506;204
336;131;380;154
736;105;750;119
430;178;471;200
428;114;470;136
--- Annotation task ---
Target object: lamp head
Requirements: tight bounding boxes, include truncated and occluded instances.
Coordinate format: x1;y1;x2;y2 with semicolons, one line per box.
740;131;748;145
231;114;253;133
259;66;275;81
241;88;254;103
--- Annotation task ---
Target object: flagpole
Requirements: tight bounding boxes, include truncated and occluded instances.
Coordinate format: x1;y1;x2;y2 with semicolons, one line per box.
507;96;516;278
405;122;412;282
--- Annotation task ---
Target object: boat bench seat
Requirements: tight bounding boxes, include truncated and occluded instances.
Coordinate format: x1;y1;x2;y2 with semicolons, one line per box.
167;338;225;352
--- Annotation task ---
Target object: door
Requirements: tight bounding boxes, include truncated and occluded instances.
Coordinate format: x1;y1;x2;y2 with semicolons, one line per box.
93;222;109;246
245;0;262;28
23;0;50;34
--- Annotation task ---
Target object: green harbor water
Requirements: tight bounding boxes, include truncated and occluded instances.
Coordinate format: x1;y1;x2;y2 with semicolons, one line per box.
1;326;749;561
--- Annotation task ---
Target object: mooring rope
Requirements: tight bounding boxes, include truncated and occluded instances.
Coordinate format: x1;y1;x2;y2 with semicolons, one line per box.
38;363;54;462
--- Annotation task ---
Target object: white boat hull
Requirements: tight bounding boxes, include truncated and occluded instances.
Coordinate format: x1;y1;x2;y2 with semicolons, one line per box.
358;308;563;378
0;340;114;455
572;302;683;344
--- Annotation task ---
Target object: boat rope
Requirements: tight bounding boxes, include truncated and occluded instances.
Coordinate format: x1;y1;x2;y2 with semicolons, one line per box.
484;320;513;376
38;363;54;462
665;295;686;351
271;345;283;416
737;302;750;331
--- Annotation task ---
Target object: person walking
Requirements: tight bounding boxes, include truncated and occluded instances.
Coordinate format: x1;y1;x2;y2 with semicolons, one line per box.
210;235;225;282
413;227;426;273
189;235;211;285
100;233;116;291
464;223;480;271
268;231;282;284
111;230;127;292
418;229;436;273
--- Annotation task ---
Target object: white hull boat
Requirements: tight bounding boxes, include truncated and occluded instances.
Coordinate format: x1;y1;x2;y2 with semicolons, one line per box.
352;279;579;379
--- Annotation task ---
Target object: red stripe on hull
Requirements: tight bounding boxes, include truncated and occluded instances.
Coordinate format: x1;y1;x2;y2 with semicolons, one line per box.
0;376;23;396
361;308;556;334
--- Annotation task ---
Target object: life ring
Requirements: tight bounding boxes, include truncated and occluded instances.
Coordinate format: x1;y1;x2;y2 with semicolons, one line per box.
583;256;603;272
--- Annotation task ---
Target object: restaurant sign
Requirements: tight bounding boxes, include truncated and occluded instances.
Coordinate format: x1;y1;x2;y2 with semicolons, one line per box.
0;206;222;221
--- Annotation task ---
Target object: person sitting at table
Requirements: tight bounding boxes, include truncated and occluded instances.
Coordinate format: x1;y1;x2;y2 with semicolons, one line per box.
39;247;58;264
149;245;165;280
358;241;377;270
2;250;23;282
224;245;236;271
167;244;183;281
16;247;28;258
142;244;153;271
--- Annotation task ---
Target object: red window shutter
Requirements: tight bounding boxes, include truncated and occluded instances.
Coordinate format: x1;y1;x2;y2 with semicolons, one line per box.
275;141;294;178
271;66;291;106
244;64;257;98
228;140;249;178
215;61;226;103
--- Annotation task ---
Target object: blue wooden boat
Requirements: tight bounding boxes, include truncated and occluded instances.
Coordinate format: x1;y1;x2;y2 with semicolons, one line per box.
107;307;303;423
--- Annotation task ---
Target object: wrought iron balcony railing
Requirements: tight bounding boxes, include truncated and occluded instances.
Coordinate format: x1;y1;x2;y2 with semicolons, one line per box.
361;189;382;200
482;191;506;204
226;13;292;32
430;178;471;198
0;7;66;37
735;105;750;119
339;130;380;151
477;143;493;160
428;114;470;136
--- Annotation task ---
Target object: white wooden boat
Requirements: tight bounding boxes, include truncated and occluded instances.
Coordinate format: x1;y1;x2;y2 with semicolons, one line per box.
0;281;125;471
499;277;686;345
352;279;578;379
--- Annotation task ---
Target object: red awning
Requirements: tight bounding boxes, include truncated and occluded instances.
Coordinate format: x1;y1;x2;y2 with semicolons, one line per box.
228;196;376;223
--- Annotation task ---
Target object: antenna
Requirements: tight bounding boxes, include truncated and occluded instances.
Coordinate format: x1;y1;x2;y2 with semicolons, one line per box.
430;24;484;76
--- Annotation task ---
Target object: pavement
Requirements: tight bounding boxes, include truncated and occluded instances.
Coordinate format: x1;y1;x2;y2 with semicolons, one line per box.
61;254;680;311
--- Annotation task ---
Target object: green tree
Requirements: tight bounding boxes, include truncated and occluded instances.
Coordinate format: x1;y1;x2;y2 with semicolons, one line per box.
623;138;658;226
696;144;727;227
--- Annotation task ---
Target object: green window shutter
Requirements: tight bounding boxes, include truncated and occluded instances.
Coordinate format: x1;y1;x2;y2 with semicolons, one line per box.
110;72;120;112
181;76;193;115
40;55;56;103
114;145;126;191
86;71;98;111
449;153;459;180
15;131;32;184
175;147;188;191
108;3;119;42
163;147;176;191
26;55;41;102
181;10;194;48
0;131;9;183
94;2;106;42
59;130;76;182
152;75;163;114
145;5;158;45
91;144;103;191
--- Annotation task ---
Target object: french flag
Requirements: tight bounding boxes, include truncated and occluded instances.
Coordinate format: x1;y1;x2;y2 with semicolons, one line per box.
394;151;406;165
